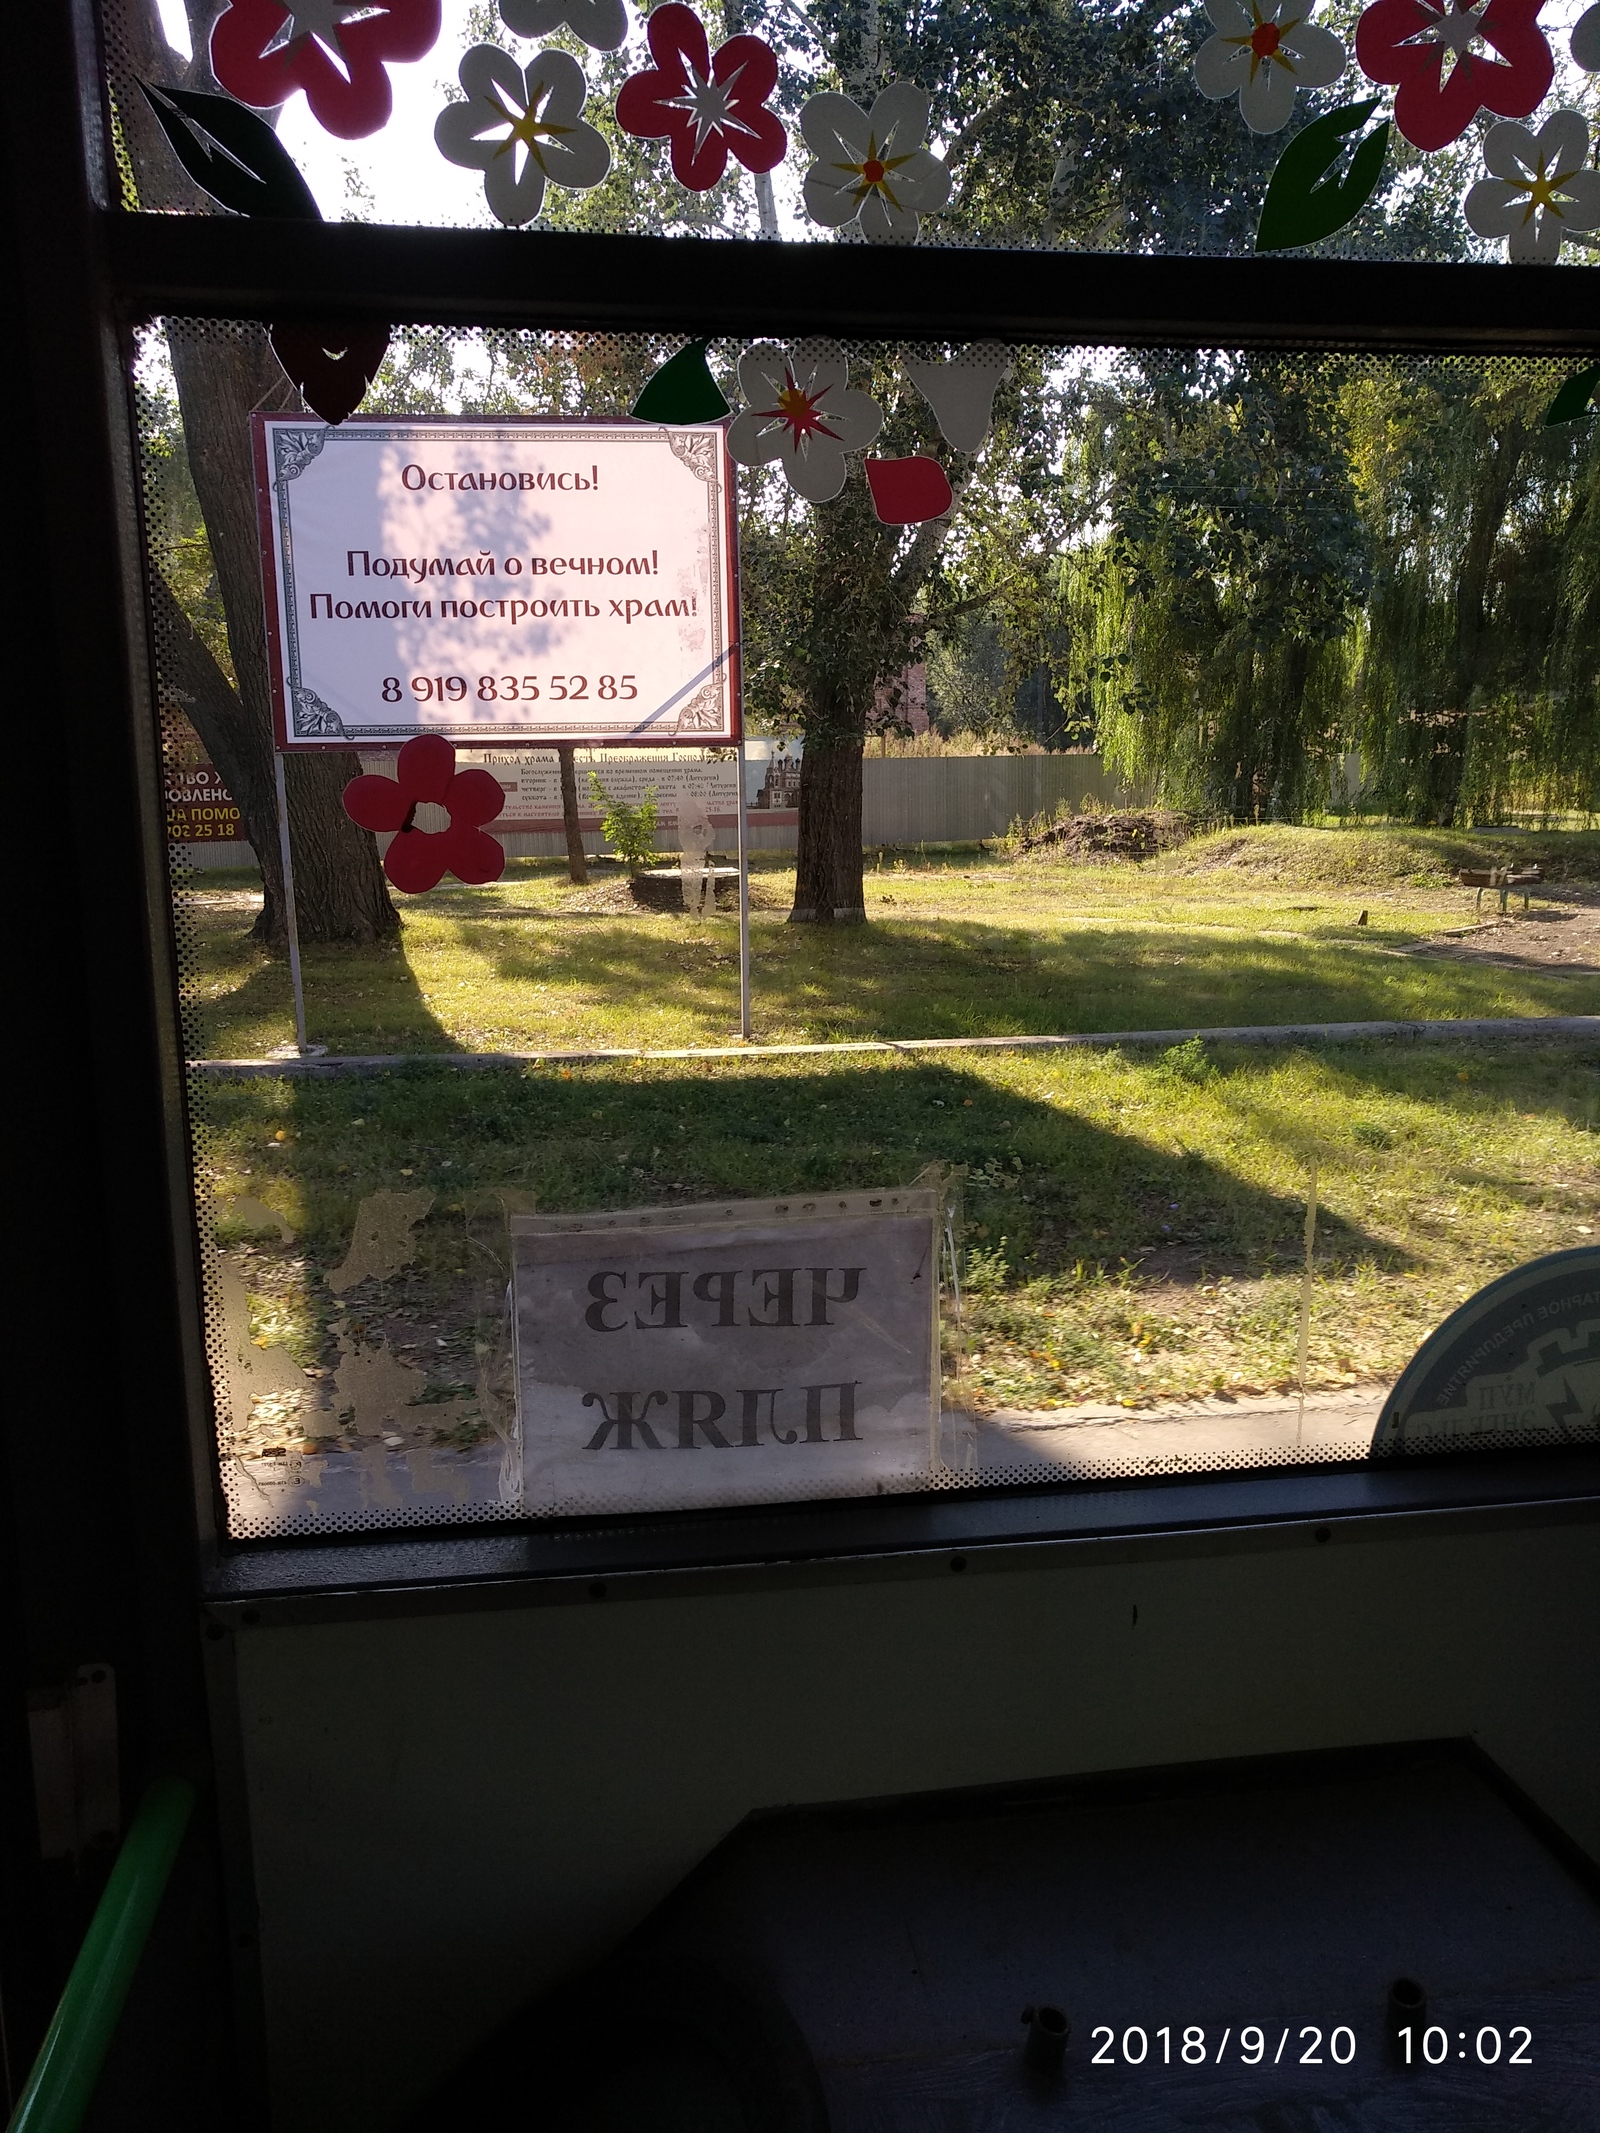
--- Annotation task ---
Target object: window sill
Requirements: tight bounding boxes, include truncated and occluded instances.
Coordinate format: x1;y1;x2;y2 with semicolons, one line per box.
201;1444;1600;1627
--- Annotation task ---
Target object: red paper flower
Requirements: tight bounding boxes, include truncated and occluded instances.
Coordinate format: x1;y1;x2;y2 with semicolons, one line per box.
865;456;954;526
1355;0;1553;151
615;2;786;191
341;735;506;893
210;0;442;141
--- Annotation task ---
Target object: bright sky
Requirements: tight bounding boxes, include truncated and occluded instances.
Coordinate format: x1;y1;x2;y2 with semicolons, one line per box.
150;0;812;228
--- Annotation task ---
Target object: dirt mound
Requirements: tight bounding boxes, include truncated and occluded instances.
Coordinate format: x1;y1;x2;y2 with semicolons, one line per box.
1163;825;1600;889
1016;808;1195;863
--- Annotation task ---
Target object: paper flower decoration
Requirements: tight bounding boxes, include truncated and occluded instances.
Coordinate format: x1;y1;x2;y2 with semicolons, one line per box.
1354;0;1553;152
1255;96;1390;248
865;457;954;526
210;0;441;139
1464;110;1600;260
632;339;731;422
799;83;952;241
1193;0;1347;134
341;735;506;892
1543;363;1600;424
1573;1;1600;67
498;0;627;51
435;47;610;224
271;320;390;424
726;341;884;504
901;342;1012;452
615;3;785;191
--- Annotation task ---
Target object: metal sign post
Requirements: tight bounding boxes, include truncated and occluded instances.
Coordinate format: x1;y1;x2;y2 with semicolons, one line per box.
736;736;752;1041
270;749;317;1058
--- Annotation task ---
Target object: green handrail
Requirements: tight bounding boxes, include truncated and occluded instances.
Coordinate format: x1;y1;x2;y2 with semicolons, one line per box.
6;1776;196;2133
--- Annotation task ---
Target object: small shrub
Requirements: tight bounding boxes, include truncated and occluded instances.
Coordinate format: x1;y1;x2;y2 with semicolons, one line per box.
588;772;658;870
1154;1037;1217;1085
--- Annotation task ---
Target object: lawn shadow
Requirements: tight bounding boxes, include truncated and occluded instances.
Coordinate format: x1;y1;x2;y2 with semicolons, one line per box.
202;1056;1411;1535
444;907;1583;1048
254;1055;1398;1287
186;935;458;1058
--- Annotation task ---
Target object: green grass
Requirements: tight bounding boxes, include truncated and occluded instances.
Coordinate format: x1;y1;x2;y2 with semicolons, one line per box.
206;1037;1600;1440
180;829;1598;1061
183;826;1600;1440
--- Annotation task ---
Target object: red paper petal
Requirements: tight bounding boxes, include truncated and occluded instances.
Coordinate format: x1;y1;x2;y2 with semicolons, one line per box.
293;43;398;139
645;2;710;81
446;767;509;828
865;456;955;527
271;321;390;426
442;828;507;886
341;771;409;832
1356;0;1552;149
713;32;777;96
210;0;301;107
343;0;440;66
726;103;788;175
210;0;439;137
616;72;680;140
396;732;456;804
670;126;731;189
383;828;448;894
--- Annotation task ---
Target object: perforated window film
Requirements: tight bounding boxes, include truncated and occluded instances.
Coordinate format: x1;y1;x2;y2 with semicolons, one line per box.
104;0;1600;264
139;321;1600;1540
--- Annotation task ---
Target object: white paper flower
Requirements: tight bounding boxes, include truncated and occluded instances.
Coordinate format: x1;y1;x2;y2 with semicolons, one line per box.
434;46;610;226
498;0;628;51
1464;110;1600;262
1193;0;1346;133
901;341;1013;453
725;340;885;503
1572;1;1600;70
800;82;952;243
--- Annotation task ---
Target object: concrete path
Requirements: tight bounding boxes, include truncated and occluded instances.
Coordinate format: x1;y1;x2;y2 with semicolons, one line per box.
191;1014;1600;1077
961;1384;1390;1478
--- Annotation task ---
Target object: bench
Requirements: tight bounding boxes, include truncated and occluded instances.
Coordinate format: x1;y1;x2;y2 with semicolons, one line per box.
1458;864;1542;915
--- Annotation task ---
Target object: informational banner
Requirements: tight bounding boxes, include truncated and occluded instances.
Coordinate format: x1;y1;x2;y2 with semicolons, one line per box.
1373;1246;1600;1454
512;1189;942;1515
253;416;740;751
165;760;243;842
451;748;740;834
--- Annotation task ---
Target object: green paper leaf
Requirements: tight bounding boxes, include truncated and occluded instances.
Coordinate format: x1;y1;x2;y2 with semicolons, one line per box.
632;340;730;424
1256;100;1389;254
1543;364;1600;426
139;83;322;221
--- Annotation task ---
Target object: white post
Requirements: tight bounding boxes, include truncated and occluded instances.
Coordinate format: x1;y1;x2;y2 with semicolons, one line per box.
736;736;752;1041
272;749;312;1056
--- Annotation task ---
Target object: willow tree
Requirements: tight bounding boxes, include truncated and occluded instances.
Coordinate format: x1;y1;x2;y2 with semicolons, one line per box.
1059;351;1369;818
1349;361;1600;823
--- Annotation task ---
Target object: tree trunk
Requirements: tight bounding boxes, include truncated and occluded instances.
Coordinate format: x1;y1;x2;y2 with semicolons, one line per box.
792;737;867;922
124;0;399;946
787;461;960;923
163;323;400;945
556;745;587;883
152;573;279;890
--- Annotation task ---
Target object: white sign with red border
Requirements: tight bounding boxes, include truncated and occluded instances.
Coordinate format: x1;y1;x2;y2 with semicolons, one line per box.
253;416;741;750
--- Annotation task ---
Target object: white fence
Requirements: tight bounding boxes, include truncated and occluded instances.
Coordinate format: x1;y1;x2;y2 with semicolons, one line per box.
180;751;1137;868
